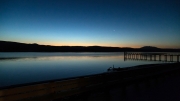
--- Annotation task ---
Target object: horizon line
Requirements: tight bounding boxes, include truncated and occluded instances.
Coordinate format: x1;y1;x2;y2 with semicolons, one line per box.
1;40;180;49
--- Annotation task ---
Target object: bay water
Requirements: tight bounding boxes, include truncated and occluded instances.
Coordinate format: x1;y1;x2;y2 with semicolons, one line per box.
0;52;172;87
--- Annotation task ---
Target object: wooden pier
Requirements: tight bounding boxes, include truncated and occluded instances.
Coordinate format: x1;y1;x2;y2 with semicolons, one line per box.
124;52;180;62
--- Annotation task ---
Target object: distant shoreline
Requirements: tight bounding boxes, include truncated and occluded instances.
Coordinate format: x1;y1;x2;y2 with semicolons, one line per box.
1;40;180;52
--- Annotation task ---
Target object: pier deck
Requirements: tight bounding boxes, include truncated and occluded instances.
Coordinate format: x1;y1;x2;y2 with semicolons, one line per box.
124;52;180;62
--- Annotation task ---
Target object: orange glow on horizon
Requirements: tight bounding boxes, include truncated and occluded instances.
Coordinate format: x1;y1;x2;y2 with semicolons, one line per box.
39;42;142;48
40;42;180;49
9;40;180;49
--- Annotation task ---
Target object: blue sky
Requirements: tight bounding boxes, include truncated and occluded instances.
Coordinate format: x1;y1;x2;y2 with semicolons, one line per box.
0;0;180;48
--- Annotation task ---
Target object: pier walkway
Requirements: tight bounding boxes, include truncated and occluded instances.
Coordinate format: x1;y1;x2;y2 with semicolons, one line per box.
124;52;180;62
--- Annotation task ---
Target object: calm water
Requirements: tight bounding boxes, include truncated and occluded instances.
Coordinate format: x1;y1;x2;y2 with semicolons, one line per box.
0;52;173;87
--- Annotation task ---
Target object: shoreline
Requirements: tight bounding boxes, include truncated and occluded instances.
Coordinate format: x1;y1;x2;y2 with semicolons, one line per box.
1;62;179;89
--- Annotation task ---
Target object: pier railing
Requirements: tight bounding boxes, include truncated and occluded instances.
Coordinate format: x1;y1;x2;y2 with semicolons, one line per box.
124;52;180;62
1;62;180;101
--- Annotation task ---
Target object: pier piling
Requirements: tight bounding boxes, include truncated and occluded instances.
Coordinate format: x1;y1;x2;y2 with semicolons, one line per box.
124;52;179;63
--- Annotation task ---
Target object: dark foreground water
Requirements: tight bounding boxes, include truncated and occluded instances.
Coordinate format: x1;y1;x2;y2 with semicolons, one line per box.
0;52;174;87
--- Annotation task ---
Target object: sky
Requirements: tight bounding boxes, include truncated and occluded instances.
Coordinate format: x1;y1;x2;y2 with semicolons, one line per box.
0;0;180;48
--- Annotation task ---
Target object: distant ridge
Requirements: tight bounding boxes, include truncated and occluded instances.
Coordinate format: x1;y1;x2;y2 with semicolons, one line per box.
0;40;179;52
140;46;159;49
140;46;160;51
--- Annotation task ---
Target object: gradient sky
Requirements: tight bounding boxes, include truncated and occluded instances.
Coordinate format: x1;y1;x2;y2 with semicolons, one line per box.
0;0;180;48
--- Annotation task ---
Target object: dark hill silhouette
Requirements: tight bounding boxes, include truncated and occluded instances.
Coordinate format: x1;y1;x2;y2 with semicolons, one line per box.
140;46;160;49
0;40;179;52
139;46;160;51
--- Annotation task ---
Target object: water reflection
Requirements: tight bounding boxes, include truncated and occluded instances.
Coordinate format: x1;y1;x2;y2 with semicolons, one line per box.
0;52;166;87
